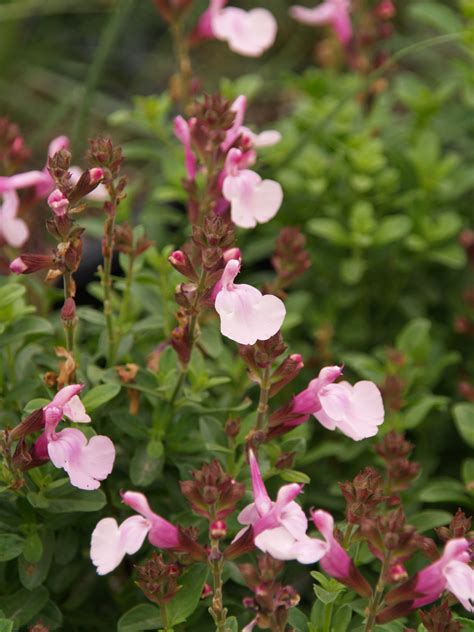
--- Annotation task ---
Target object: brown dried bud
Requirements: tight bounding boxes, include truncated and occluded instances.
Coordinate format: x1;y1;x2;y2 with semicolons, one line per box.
269;353;304;397
225;417;240;439
436;508;473;543
28;621;50;632
135;552;181;606
169;250;198;281
61;297;76;323
275;452;296;471
340;466;386;524
270;227;311;294
419;600;463;632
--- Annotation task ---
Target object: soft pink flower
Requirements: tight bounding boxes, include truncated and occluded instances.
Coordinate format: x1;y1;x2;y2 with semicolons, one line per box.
412;539;473;611
290;0;352;46
198;1;277;57
291;365;384;440
236;450;320;562
47;189;69;217
0;190;29;248
32;384;115;491
0;135;70;199
222;96;282;154
215;259;286;345
222;148;283;229
90;491;181;575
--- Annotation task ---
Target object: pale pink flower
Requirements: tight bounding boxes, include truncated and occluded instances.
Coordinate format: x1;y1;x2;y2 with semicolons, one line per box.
290;0;352;46
412;539;473;611
291;365;384;440
0;135;70;199
174;115;197;181
0;190;29;248
236;450;319;562
47;189;69;217
222;95;282;154
222;148;283;229
90;491;180;575
198;0;277;57
32;384;115;491
215;259;286;345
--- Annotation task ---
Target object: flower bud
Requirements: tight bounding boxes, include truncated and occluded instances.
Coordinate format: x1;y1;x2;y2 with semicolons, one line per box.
210;520;227;540
60;297;76;323
47;189;69;216
169;250;198;280
10;253;55;275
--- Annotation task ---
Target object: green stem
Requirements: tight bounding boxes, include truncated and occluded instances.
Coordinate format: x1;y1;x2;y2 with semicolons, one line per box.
209;551;227;632
255;366;272;431
62;270;77;382
102;183;120;366
170;16;192;111
342;523;356;548
159;603;173;632
364;556;389;632
119;254;135;326
322;602;334;632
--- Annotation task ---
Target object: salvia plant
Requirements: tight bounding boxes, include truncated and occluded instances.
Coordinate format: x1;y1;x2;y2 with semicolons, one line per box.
0;1;473;631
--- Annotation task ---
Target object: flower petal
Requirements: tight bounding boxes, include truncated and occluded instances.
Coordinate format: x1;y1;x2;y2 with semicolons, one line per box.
90;516;150;575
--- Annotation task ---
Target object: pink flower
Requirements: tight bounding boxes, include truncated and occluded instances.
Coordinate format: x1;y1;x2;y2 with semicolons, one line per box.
198;1;277;57
222;96;282;154
291;365;384;440
0;135;70;199
215;259;286;345
90;491;181;575
0;190;29;248
32;384;115;491
174;115;197;181
236;450;319;562
290;0;352;46
47;189;69;217
222;148;283;229
412;539;473;611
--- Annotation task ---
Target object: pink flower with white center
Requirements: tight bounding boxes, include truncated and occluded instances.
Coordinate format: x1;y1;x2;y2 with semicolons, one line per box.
174;115;197;181
32;384;115;491
412;539;473;611
0;190;29;248
215;259;286;345
197;0;277;57
222;148;283;229
0;135;70;199
236;450;316;562
47;189;69;217
90;491;181;575
291;365;384;440
290;0;352;46
222;96;282;154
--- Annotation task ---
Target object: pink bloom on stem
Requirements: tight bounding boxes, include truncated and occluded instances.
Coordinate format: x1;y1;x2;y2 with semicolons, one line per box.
47;189;69;217
32;384;115;491
0;190;29;248
90;491;181;575
291;365;384;440
174;115;197;181
222;148;283;229
236;450;321;562
198;0;277;57
215;259;286;345
290;0;352;46
0;135;70;199
222;95;282;154
308;509;352;575
412;539;473;611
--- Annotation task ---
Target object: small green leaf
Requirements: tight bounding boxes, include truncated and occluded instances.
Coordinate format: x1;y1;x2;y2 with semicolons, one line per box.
0;619;14;632
307;218;349;246
44;488;107;513
19;530;54;590
333;605;352;632
462;459;474;487
410;510;452;532
0;587;49;628
419;479;470;505
0;316;53;347
374;215;412;245
453;403;474;447
130;444;163;487
82;384;121;412
396;318;431;360
117;604;162;632
403;395;448;429
279;469;311;484
22;532;43;563
167;564;209;625
0;534;24;561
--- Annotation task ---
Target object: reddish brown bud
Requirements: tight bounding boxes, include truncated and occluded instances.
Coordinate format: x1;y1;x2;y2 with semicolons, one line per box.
210;520;227;540
169;250;198;281
61;297;76;322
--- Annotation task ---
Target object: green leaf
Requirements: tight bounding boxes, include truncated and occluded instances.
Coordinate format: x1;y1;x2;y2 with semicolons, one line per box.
333;605;352;632
453;403;474;447
167;564;209;625
307;218;349;246
117;604;162;632
287;607;308;631
82;384;121;412
0;534;24;561
396;318;431;361
0;316;53;347
18;530;54;590
130;444;163;487
36;600;63;630
419;479;470;505
462;459;474;486
314;585;341;604
279;469;311;484
0;619;14;632
22;532;43;563
428;243;466;268
44;487;107;513
403;395;448;429
374;215;412;245
410;510;452;532
409;2;463;33
0;283;25;307
0;587;49;628
343;353;385;381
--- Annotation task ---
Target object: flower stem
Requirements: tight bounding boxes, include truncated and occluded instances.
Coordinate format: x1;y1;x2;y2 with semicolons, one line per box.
209;548;228;632
322;602;334;632
159;603;173;632
102;185;118;367
119;254;135;326
256;366;272;431
364;556;389;632
170;16;192;111
62;269;77;382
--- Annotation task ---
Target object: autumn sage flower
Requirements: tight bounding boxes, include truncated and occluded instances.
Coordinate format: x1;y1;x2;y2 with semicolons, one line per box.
215;259;286;345
290;0;352;46
235;450;315;562
0;190;29;247
269;365;385;441
197;0;277;57
222;148;283;229
31;384;115;491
